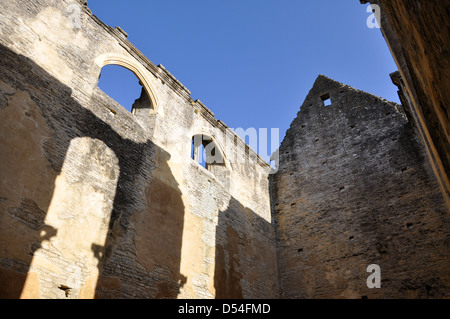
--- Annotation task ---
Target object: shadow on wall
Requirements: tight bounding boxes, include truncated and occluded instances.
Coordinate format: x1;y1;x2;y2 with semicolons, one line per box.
214;196;279;299
0;43;185;299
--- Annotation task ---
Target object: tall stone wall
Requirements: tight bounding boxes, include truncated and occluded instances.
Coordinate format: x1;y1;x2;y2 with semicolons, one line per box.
271;75;450;298
361;0;450;208
0;0;279;299
2;0;447;300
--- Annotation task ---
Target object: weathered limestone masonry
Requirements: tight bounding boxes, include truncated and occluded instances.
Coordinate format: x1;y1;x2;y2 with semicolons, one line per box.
271;75;450;298
0;0;279;298
1;0;449;300
360;0;450;208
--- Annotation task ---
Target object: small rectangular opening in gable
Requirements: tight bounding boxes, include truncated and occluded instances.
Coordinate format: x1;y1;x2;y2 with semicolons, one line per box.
321;93;331;106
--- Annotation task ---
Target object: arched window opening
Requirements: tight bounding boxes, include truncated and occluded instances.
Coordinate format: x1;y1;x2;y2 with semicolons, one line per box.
97;64;152;114
191;135;225;171
191;142;207;169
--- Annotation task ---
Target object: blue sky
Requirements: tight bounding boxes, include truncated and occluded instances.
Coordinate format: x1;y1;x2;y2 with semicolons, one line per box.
91;1;399;160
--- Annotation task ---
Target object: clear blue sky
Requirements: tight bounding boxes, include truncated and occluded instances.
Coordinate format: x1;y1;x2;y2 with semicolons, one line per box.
91;1;399;160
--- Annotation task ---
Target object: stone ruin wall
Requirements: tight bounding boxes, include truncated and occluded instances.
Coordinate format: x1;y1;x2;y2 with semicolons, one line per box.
0;0;279;299
361;0;450;208
0;0;449;300
271;75;450;298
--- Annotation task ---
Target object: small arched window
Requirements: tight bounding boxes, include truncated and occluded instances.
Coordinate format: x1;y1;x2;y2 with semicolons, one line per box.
97;64;153;114
191;134;225;171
